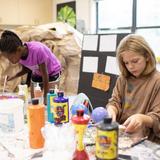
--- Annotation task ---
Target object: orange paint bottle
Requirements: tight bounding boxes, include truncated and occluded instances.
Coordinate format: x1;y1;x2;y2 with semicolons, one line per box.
27;98;45;149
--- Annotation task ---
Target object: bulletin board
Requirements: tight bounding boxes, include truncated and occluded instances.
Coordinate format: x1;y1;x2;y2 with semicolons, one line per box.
78;33;129;108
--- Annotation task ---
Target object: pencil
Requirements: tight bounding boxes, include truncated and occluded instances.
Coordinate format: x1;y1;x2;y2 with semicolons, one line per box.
131;136;148;147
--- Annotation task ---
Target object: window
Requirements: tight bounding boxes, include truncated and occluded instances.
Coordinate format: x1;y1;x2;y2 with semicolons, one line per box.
98;0;133;33
137;0;160;27
136;0;160;58
97;0;160;70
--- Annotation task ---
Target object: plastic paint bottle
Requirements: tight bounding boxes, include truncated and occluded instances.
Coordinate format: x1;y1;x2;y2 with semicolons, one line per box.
96;117;118;160
27;98;45;149
20;81;28;102
52;91;69;125
18;85;25;102
47;89;57;123
34;83;43;104
18;84;29;116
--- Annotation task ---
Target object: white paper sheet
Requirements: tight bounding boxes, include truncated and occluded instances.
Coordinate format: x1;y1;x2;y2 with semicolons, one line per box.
99;35;117;52
105;56;120;75
82;56;98;73
82;35;98;51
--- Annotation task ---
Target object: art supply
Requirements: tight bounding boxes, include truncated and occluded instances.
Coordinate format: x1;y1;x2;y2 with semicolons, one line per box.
0;98;24;132
96;117;119;160
71;104;89;116
18;83;28;102
47;89;57;123
18;83;28;115
52;91;69;124
131;136;148;148
54;84;59;94
91;107;108;123
27;98;45;149
34;83;43;104
71;109;90;160
2;75;7;94
18;85;25;102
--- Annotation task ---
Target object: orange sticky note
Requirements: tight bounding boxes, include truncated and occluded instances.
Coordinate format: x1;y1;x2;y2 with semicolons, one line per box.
92;73;110;91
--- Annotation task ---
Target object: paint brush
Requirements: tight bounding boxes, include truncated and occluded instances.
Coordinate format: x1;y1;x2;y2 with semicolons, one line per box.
2;75;7;94
119;136;148;150
130;136;148;147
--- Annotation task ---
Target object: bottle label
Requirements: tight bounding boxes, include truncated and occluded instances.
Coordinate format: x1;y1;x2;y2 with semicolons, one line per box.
0;113;15;132
74;124;87;151
96;129;118;159
47;95;55;123
51;101;69;124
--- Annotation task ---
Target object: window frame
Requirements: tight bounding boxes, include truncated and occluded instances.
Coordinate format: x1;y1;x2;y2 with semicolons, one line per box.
96;0;160;34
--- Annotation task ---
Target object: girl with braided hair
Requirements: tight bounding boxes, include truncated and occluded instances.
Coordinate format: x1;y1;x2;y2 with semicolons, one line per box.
0;30;61;104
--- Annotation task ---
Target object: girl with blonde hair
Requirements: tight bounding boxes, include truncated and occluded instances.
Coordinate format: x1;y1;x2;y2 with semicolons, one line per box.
107;34;160;143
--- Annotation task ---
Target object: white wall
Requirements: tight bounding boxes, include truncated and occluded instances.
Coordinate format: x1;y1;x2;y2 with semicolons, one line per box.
0;0;53;25
0;0;95;32
52;0;96;33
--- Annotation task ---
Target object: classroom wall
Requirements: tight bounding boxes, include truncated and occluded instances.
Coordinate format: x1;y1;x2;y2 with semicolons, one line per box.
0;0;53;25
0;0;95;33
52;0;96;33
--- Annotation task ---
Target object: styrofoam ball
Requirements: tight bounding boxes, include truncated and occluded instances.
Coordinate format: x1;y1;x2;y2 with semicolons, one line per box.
71;104;89;115
91;107;108;123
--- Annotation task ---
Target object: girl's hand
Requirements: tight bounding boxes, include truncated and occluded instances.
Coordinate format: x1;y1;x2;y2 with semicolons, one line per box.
107;105;117;121
123;114;146;133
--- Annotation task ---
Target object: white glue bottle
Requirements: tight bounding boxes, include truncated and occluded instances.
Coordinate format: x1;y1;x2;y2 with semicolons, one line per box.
34;83;43;104
18;84;28;115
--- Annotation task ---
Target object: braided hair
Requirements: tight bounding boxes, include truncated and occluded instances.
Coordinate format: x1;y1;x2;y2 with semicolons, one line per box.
0;30;23;53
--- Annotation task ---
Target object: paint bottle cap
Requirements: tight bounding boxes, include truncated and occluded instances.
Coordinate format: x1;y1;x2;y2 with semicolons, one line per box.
72;109;90;125
49;89;55;94
21;81;26;85
104;117;112;124
32;98;39;105
57;91;64;97
77;109;84;117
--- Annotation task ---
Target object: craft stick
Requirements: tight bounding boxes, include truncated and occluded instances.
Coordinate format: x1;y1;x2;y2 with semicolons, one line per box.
2;75;7;94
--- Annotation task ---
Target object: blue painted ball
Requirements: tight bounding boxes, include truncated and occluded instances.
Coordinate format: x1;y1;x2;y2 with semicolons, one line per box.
71;104;89;115
91;107;108;123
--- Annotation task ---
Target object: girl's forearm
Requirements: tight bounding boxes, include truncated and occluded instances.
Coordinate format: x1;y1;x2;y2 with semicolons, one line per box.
107;105;118;115
106;105;118;121
15;66;30;78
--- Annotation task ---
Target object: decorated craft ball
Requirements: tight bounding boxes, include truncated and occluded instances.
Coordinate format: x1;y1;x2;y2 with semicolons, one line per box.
71;104;89;115
91;107;108;123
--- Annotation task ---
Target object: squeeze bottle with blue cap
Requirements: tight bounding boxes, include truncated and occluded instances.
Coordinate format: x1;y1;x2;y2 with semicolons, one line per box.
47;89;57;123
52;91;69;124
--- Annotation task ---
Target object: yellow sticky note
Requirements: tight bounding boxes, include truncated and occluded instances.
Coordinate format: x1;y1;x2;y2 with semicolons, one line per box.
92;73;110;91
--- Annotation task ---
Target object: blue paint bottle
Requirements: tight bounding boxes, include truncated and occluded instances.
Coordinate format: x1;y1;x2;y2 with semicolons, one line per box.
47;89;57;123
52;91;69;125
